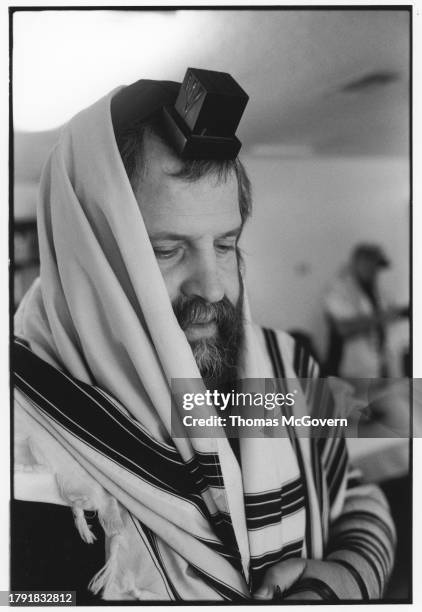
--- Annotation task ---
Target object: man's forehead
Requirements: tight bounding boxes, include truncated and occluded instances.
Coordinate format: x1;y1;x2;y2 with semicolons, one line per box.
134;133;241;232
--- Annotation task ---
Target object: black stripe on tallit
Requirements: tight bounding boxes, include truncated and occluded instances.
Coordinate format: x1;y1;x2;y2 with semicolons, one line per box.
347;476;364;489
187;564;248;601
244;477;302;505
195;535;242;569
263;328;286;378
16;339;180;465
246;503;303;531
245;480;305;530
326;439;348;506
186;452;225;489
13;339;210;517
262;328;313;557
130;516;181;601
323;434;342;474
186;451;241;562
249;538;304;589
286;577;339;601
186;456;220;493
310;436;326;543
245;478;303;512
330;510;396;545
250;538;304;567
93;387;181;463
14;340;244;578
316;437;330;545
293;341;311;394
331;558;370;600
245;490;304;521
208;515;242;570
193;451;224;466
328;530;390;577
326;542;383;595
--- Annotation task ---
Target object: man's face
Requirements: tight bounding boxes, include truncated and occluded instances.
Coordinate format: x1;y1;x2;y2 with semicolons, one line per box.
134;134;243;381
354;256;379;285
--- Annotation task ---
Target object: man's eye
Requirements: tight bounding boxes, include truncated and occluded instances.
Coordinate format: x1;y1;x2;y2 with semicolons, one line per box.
153;247;182;260
216;243;236;254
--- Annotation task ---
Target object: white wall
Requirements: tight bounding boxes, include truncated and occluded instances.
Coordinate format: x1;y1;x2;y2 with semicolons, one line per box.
240;155;410;359
14;182;38;220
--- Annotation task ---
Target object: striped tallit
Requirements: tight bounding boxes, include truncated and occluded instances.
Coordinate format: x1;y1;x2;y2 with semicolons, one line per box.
14;329;395;600
13;84;396;600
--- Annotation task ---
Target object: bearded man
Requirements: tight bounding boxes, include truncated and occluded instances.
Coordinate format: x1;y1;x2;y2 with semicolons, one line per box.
12;71;396;602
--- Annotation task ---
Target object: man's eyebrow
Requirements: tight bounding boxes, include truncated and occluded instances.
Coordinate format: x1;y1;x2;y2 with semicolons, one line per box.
216;226;242;239
149;226;242;241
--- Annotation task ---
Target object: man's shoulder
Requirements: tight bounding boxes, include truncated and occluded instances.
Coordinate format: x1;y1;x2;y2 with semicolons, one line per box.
252;324;320;378
253;323;295;352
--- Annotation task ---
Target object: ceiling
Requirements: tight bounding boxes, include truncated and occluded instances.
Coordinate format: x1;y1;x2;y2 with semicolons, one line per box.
14;9;410;182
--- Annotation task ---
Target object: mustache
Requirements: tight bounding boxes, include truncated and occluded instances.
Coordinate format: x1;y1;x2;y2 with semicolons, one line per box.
172;295;240;331
172;289;245;382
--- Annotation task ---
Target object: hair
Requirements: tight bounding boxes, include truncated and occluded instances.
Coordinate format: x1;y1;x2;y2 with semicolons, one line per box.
115;111;252;227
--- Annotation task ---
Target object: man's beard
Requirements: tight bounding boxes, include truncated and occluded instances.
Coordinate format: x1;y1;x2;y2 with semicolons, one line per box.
172;285;244;385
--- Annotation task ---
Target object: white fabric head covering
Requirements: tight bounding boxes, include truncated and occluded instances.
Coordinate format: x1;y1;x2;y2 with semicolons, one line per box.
17;87;271;435
14;86;309;597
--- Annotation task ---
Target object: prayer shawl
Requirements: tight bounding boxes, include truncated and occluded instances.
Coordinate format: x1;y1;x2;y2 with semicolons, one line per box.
13;87;396;601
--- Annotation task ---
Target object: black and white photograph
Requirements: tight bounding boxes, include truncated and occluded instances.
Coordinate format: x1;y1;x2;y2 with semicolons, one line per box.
9;3;414;605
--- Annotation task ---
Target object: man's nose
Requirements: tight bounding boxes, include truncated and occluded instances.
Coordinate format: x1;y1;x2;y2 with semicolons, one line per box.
181;253;225;303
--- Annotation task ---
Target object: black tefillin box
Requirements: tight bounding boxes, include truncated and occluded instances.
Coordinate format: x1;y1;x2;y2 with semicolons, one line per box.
162;68;249;160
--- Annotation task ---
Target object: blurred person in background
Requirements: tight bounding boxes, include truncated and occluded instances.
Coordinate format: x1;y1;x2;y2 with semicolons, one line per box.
324;244;409;379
